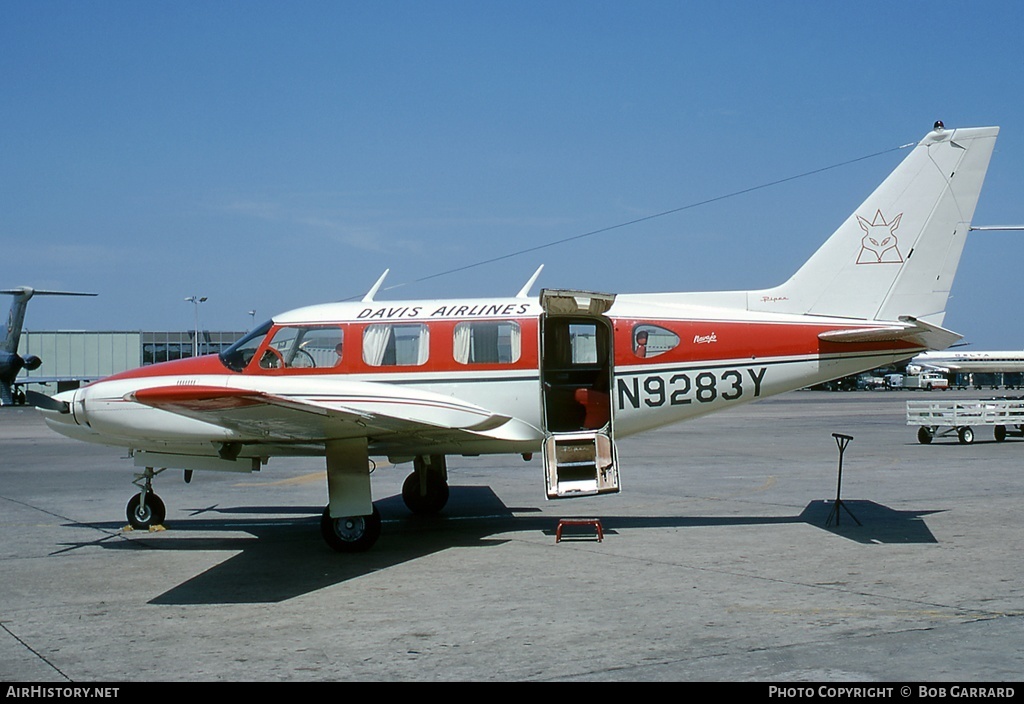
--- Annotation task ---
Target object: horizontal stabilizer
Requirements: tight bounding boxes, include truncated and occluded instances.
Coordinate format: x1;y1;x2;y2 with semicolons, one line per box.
818;316;961;351
1;288;97;297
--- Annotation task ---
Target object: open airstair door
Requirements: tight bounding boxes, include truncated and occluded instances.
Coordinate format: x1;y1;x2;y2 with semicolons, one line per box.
540;289;620;499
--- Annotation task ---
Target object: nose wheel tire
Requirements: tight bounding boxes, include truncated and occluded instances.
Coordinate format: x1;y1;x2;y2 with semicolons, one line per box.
320;505;382;553
126;492;166;529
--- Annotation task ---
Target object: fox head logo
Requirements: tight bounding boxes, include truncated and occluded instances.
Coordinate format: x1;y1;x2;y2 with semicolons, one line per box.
856;210;904;264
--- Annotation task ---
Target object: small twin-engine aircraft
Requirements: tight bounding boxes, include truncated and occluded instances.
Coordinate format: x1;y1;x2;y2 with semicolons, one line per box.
39;124;1000;552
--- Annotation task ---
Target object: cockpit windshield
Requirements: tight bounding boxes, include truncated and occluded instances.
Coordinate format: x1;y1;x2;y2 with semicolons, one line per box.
218;321;347;372
219;321;273;372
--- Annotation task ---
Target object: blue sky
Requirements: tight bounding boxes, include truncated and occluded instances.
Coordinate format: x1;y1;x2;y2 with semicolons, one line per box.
3;1;1023;349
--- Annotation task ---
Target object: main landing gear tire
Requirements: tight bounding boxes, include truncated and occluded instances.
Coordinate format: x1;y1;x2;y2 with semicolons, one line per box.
917;427;933;444
958;426;975;445
126;492;166;529
320;505;382;553
402;473;450;515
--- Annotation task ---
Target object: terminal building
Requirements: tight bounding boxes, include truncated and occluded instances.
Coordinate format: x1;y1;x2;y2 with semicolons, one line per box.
19;330;247;391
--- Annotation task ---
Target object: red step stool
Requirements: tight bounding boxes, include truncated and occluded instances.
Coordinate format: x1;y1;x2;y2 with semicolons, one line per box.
555;518;604;542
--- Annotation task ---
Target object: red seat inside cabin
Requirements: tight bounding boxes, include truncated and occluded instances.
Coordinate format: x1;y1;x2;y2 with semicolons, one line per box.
574;388;610;429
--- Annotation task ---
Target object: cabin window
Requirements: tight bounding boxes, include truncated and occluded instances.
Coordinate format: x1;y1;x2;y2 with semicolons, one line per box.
453;321;522;364
569;322;599;364
363;323;430;366
545;320;606;367
632;324;679;359
258;325;345;369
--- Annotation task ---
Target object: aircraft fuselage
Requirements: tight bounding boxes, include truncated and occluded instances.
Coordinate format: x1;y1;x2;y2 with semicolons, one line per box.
42;293;921;459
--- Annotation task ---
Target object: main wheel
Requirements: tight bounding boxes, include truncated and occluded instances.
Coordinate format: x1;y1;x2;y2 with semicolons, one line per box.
917;427;933;444
126;492;166;529
958;427;975;445
320;505;381;553
402;472;450;514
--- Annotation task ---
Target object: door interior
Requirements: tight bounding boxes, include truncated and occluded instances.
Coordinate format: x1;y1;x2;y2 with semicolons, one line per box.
539;289;619;499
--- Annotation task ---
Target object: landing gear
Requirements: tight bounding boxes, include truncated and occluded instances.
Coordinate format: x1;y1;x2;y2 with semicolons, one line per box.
320;505;382;553
402;455;450;514
127;466;168;529
126;491;166;529
402;473;449;514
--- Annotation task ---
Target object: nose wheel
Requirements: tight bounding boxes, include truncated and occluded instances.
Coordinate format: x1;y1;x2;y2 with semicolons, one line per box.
127;466;168;529
126;492;166;529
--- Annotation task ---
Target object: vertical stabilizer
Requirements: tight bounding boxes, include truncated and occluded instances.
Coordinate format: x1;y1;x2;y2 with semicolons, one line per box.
2;287;34;354
0;287;97;405
2;287;97;353
749;125;998;324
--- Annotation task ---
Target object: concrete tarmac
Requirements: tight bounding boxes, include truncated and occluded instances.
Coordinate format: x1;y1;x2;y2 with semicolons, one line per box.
1;390;1021;682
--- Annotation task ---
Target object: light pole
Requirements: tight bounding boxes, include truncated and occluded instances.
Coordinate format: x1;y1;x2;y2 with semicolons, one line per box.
184;296;208;357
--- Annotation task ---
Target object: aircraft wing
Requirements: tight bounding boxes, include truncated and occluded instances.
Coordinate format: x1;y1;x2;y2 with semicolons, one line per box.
16;376;97;386
127;381;541;445
912;361;951;373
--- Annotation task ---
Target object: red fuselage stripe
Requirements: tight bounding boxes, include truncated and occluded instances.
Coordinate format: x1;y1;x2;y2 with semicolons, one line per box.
107;316;919;382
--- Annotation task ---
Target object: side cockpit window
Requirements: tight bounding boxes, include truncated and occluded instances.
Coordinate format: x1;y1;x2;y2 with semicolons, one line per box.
454;321;521;364
632;324;679;359
258;325;345;370
219;321;273;372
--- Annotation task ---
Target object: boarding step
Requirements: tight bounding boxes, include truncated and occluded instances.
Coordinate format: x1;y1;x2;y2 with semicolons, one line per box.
543;431;619;499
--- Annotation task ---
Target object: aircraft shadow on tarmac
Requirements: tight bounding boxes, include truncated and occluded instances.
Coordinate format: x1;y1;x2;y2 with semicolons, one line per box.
59;487;940;605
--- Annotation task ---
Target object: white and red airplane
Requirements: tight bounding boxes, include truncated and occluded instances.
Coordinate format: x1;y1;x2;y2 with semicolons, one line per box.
39;123;999;553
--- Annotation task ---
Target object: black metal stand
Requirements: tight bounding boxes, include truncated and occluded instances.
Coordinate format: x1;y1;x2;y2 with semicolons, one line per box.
826;433;861;527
